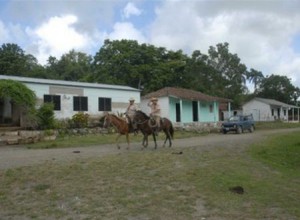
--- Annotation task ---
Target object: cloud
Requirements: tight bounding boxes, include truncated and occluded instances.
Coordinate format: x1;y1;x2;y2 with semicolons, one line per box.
26;15;93;64
149;0;300;87
123;2;142;19
107;22;146;43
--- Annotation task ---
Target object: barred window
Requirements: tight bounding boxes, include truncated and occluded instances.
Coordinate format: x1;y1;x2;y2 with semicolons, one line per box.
98;97;111;111
73;96;88;111
44;95;61;111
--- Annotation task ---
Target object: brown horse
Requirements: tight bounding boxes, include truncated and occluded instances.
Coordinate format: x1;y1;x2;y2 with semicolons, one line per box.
103;113;131;149
133;110;174;149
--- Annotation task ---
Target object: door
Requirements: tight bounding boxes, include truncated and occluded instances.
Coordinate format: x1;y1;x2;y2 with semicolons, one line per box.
176;103;181;122
192;101;198;121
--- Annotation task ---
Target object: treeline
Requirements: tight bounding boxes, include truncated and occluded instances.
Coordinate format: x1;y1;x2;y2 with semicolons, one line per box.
0;40;299;108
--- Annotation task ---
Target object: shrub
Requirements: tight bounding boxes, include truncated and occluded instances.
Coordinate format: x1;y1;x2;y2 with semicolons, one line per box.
36;103;56;129
71;112;89;128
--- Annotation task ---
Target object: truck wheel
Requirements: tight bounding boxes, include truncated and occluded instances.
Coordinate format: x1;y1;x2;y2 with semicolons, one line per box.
249;125;254;133
236;126;242;134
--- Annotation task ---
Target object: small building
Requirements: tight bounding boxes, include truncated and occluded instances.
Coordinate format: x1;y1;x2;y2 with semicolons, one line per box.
140;87;231;125
242;97;300;122
0;75;140;126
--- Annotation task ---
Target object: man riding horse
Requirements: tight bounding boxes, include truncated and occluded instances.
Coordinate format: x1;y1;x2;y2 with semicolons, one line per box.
147;97;161;135
125;97;139;133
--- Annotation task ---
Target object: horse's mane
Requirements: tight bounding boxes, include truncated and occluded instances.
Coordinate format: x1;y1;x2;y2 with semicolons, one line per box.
136;110;150;119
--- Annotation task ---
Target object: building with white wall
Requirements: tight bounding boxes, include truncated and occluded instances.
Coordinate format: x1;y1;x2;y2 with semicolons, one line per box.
242;97;299;122
0;75;140;126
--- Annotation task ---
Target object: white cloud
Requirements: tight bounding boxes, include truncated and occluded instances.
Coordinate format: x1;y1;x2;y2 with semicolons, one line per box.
26;15;92;64
0;20;10;42
123;2;142;19
107;22;146;43
150;1;300;88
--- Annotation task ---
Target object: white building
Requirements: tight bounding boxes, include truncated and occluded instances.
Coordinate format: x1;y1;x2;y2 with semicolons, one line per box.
242;97;299;122
0;75;140;126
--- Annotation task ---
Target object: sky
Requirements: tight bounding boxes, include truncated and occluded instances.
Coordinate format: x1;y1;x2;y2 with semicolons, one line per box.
0;0;300;89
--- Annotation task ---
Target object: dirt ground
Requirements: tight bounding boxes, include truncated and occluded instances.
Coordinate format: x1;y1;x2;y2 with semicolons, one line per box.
1;128;299;170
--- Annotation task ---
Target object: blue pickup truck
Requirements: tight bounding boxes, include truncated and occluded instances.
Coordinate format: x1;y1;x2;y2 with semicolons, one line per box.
221;115;255;134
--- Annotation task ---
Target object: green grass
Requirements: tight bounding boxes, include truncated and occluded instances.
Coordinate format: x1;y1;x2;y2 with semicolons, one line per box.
255;120;300;130
1;130;299;219
26;130;206;149
249;131;300;175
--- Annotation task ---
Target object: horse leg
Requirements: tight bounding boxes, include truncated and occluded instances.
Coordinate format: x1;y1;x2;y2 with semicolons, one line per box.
152;133;157;149
163;130;172;147
144;135;149;148
116;134;121;149
125;133;130;150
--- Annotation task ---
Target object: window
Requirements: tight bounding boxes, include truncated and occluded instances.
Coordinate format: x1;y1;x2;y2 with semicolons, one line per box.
98;97;111;111
44;95;61;110
73;96;88;111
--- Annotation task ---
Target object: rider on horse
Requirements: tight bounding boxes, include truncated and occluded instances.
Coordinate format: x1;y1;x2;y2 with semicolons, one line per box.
147;97;161;135
125;97;139;133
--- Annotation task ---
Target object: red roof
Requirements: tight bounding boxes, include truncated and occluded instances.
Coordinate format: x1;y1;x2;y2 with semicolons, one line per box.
142;87;231;103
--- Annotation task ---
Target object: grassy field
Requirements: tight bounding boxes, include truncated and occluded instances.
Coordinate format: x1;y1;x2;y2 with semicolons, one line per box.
0;128;299;219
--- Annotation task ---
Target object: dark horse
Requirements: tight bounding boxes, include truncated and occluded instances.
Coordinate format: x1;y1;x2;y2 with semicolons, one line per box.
133;110;174;149
103;113;131;149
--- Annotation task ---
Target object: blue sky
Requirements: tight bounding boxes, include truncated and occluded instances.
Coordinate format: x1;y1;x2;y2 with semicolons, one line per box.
0;0;300;89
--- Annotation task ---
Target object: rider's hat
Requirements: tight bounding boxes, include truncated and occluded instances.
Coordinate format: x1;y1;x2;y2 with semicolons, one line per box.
150;97;158;101
129;97;135;101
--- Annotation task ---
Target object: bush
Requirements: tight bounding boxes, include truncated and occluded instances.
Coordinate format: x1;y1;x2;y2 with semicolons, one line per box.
36;103;56;129
71;112;89;128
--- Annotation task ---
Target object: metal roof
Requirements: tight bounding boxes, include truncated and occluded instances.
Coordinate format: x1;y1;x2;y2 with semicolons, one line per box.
0;75;140;92
254;97;298;108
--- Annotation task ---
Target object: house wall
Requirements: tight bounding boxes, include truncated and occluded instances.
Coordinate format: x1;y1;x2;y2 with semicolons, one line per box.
243;100;273;121
24;82;140;119
199;101;219;122
141;97;220;124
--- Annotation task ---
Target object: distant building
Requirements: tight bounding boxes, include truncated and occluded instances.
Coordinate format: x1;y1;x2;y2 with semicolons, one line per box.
242;97;300;121
140;87;231;124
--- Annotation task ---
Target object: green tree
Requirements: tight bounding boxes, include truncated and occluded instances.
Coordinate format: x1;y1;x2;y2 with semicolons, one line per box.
0;43;46;78
247;68;264;92
45;50;93;81
92;39;188;94
256;74;300;104
206;42;248;107
184;50;225;96
0;43;27;76
0;79;36;108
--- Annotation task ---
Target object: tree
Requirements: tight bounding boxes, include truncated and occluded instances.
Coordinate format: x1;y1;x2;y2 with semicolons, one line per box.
256;74;300;104
247;68;264;92
184;50;225;96
0;43;27;76
92;39;188;94
204;42;248;107
45;50;93;81
0;79;36;108
0;43;46;78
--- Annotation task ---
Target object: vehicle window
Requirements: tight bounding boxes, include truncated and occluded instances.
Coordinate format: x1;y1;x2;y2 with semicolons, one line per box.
229;116;239;121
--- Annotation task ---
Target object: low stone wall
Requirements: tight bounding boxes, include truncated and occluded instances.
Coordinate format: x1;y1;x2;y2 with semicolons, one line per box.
0;122;222;146
0;127;109;146
173;122;222;133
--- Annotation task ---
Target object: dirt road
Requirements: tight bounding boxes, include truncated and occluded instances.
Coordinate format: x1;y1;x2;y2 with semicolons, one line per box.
1;128;299;170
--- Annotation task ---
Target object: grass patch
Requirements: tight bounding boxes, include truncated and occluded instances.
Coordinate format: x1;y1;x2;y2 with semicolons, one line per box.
1;131;300;219
249;131;300;175
255;121;300;130
26;131;204;149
